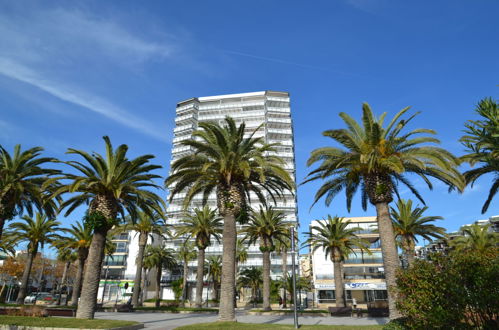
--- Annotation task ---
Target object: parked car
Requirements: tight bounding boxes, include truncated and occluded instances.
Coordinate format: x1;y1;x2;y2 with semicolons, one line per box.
24;292;54;305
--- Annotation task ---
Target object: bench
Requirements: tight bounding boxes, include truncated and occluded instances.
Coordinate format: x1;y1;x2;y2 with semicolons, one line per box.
328;306;352;316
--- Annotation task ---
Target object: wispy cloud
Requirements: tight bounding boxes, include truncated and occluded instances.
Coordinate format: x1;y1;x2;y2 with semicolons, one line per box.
0;3;173;141
0;58;165;141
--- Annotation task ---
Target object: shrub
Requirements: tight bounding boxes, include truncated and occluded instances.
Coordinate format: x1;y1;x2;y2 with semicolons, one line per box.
382;318;409;330
395;249;499;329
6;306;47;317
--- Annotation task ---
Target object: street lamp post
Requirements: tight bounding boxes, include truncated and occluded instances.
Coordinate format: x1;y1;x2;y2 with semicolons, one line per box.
290;227;299;329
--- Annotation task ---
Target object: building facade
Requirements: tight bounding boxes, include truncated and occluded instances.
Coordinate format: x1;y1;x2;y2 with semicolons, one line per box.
310;216;387;308
165;91;298;301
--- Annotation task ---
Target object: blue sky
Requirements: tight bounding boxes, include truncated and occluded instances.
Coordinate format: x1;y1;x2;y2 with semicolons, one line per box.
1;0;498;254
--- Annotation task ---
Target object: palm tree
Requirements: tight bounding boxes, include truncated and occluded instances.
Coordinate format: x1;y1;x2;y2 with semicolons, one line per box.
237;267;263;305
165;117;294;320
450;224;498;252
52;136;164;319
0;145;59;241
305;216;370;307
176;206;223;308
281;274;312;304
55;248;77;305
460;98;499;213
206;255;222;301
274;230;294;308
390;199;445;267
5;213;64;304
235;238;248;278
53;219;93;306
304;104;463;318
120;212;168;307
143;245;177;308
241;207;290;311
177;240;197;307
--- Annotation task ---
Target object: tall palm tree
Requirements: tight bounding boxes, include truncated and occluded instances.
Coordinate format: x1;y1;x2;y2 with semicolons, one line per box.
450;224;498;252
165;117;294;320
120;212;168;307
55;247;77;305
274;235;291;308
304;104;463;318
176;206;222;308
53;219;93;306
390;199;445;267
143;245;177;308
5;213;64;304
0;145;59;241
235;238;248;278
460;98;499;213
241;207;290;311
305;216;370;307
177;240;197;307
51;136;164;319
206;255;222;301
237;267;263;305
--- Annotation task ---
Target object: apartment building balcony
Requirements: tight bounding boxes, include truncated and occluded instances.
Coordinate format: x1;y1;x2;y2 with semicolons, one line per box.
267;106;290;113
176;103;198;114
174;124;195;134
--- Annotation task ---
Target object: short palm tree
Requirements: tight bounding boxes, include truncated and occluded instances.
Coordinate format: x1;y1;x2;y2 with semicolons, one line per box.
460;98;499;213
177;240;197;306
55;247;77;305
450;223;498;252
143;245;177;308
0;145;59;241
176;206;222;307
391;199;445;267
165;117;294;321
237;267;263;305
274;230;294;308
206;255;222;301
305;216;370;307
235;238;248;276
6;213;64;304
120;212;168;307
52;136;164;319
304;104;463;317
241;207;290;311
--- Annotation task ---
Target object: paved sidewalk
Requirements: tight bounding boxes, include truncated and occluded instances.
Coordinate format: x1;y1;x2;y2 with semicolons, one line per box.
96;311;388;330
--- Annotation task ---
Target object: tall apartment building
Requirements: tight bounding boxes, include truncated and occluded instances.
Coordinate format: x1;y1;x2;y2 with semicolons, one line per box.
310;217;387;308
164;91;298;300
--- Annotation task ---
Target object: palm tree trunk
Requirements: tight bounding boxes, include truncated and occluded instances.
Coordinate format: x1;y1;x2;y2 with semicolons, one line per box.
0;215;6;243
71;252;86;306
218;213;237;321
57;261;70;305
281;249;288;308
405;238;415;267
375;202;401;319
155;265;162;308
195;248;205;308
140;268;147;305
131;233;147;307
182;260;188;307
333;258;345;307
16;247;37;304
262;249;271;311
75;228;107;319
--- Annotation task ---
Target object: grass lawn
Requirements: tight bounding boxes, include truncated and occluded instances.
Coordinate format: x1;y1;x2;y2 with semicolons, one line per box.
0;316;139;329
175;322;384;330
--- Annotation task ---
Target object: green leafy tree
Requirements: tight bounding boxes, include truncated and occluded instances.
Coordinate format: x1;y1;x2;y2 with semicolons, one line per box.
206;255;222;301
0;145;59;241
165;117;293;321
390;199;445;267
177;240;197;306
305;216;370;307
5;213;64;304
237;267;263;305
304;104;463;318
176;206;222;308
52;136;164;319
120;211;168;307
450;223;498;253
460;97;499;213
143;245;177;308
395;249;499;329
241;207;290;311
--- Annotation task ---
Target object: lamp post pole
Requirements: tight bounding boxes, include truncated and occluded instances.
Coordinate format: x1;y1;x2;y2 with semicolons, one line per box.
290;227;299;329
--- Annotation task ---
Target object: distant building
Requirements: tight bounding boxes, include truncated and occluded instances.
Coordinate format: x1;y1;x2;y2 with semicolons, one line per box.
310;216;387;308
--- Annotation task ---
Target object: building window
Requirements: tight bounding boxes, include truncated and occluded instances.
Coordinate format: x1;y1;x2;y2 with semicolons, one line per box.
115;242;127;253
